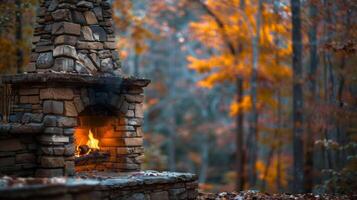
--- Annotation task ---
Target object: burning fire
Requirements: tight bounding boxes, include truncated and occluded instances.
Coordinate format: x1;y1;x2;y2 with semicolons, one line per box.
87;129;100;150
75;129;100;157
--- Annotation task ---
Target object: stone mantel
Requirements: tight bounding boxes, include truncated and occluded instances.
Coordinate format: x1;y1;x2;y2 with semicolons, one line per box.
0;73;150;87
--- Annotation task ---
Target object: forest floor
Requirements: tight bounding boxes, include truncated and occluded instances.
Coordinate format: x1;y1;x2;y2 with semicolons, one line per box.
198;191;355;200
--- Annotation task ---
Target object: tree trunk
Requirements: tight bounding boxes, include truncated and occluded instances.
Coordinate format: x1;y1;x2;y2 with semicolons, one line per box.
16;0;23;73
291;0;304;193
199;134;209;183
236;77;245;191
304;0;318;193
248;0;262;188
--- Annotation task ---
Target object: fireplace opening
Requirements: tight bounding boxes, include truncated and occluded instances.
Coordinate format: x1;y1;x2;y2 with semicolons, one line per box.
74;105;117;172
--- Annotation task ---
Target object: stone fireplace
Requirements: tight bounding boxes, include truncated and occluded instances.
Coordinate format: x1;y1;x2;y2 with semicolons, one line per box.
0;0;150;177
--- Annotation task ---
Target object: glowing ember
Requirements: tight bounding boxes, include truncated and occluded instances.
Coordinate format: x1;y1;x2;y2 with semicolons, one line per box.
87;129;100;151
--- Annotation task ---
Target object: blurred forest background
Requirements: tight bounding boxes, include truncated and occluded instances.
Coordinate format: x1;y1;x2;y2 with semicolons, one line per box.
0;0;356;195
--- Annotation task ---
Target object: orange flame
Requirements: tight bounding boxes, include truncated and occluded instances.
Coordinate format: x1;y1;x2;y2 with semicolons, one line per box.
87;129;100;150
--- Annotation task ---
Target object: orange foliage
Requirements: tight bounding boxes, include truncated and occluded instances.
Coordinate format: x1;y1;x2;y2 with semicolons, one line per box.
188;0;292;114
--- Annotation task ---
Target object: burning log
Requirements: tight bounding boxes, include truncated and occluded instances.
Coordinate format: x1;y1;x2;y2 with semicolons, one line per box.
78;145;90;155
75;151;110;166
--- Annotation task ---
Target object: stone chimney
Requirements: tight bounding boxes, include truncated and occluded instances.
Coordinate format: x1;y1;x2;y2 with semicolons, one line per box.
28;0;121;76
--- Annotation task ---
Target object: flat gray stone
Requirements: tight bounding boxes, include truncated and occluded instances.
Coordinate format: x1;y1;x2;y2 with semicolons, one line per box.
37;52;54;69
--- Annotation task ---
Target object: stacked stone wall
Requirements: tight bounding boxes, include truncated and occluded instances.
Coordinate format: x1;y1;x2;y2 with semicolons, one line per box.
28;0;121;75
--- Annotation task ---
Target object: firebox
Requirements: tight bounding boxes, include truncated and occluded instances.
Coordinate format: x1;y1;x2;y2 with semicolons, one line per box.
0;0;150;177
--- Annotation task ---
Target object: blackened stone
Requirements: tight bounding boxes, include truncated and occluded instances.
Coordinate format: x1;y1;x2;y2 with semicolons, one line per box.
35;168;63;177
65;161;75;175
63;128;75;135
103;9;112;18
48;0;59;12
93;7;103;21
9;113;23;123
36;52;54;69
0;157;15;167
53;57;75;72
71;10;86;25
101;1;111;9
90;25;106;41
22;113;32;123
41;157;64;168
77;1;93;9
0;139;25;151
64;144;75;156
54;35;78;46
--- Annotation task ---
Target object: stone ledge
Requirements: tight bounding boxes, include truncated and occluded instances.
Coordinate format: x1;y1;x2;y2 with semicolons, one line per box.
0;171;198;200
0;72;150;88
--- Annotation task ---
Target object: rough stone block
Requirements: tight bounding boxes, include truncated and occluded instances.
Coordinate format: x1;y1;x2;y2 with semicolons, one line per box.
77;41;103;50
53;45;78;59
40;88;74;100
20;95;40;104
0;139;25;151
54;35;78;45
43;100;64;114
81;26;94;41
52;22;81;35
72;10;86;25
0;157;15;167
64;161;75;176
104;42;116;49
15;153;36;163
43;115;58;127
77;1;93;9
64;144;75;156
19;88;39;96
126;110;135;117
39;135;69;143
44;127;63;135
78;53;97;72
150;191;169;200
64;101;77;117
135;104;144;118
84;11;98;24
58;117;77;127
41;156;65;168
93;6;103;21
36;168;63;177
51;9;71;21
53;57;75;71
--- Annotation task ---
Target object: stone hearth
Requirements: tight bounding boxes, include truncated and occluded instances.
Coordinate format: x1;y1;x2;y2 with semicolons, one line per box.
0;171;198;200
